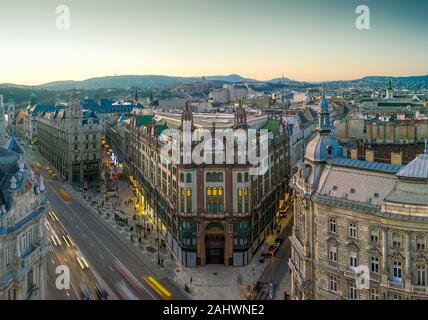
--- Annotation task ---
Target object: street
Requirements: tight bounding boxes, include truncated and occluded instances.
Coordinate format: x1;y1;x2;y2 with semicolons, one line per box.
24;145;187;300
257;206;294;300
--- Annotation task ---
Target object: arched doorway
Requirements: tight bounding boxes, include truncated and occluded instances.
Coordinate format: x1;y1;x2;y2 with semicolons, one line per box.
205;222;225;264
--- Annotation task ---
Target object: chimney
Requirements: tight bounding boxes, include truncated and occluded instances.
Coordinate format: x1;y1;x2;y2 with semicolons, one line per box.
391;152;402;165
350;148;358;160
365;149;374;162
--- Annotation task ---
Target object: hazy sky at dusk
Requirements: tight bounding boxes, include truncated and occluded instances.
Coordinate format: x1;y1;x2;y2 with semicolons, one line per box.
1;0;427;84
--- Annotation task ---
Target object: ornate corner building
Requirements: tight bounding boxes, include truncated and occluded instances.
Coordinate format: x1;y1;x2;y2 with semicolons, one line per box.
110;104;291;266
37;91;103;185
289;94;428;300
0;138;48;300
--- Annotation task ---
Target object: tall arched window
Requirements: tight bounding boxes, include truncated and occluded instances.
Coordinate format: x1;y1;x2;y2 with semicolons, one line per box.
186;173;192;183
218;172;223;182
206;187;212;212
417;264;426;286
186;188;192;213
180;173;184;182
237;173;243;183
237;188;243;213
244;172;249;182
218;187;224;212
244;187;249;212
206;173;212;182
180;188;185;213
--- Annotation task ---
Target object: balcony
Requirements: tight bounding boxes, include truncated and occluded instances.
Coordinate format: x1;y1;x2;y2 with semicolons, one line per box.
20;245;42;270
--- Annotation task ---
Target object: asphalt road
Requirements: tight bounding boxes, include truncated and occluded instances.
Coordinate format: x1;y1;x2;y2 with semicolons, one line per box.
258;207;294;299
24;145;187;300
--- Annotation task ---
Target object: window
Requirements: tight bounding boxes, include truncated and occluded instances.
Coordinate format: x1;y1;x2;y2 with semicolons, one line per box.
206;173;212;182
393;261;402;281
349;251;358;270
393;233;401;248
371;256;379;273
186;173;192;183
237;188;243;213
328;246;337;263
237;173;243;183
244;188;249;212
74;144;78;151
349;223;357;239
370;289;380;300
370;229;379;244
186;188;192;213
329;219;336;234
417;265;426;286
180;173;184;182
416;236;426;251
329;275;337;292
20;227;34;256
348;282;357;300
27;269;34;291
180;188;185;213
5;243;10;266
244;173;249;182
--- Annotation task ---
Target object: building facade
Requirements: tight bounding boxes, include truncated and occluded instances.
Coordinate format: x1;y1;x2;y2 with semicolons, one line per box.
111;104;290;267
37;91;103;185
288;94;428;300
0;138;48;300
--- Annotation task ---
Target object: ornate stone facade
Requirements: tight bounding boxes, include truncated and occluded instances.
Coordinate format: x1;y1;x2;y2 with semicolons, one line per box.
0;138;48;300
289;95;428;300
37;91;103;185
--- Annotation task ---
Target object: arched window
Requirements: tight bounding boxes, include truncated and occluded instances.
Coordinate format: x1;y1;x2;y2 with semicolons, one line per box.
237;173;243;183
206;187;212;212
206;172;212;182
417;264;426;286
244;187;249;212
244;172;249;182
237;188;243;213
218;172;223;182
186;188;192;213
218;187;224;212
180;173;184;182
180;188;185;213
186;173;192;183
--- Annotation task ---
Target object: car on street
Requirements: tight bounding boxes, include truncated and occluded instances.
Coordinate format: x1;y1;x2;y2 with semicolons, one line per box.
267;245;279;256
274;237;284;246
95;286;109;300
259;253;267;263
79;283;92;300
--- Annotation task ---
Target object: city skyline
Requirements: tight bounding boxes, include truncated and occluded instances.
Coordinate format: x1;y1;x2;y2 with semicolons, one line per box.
1;0;428;85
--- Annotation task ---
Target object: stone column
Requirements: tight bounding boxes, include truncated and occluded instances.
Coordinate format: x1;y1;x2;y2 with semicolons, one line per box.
382;228;387;270
406;232;411;274
304;203;310;254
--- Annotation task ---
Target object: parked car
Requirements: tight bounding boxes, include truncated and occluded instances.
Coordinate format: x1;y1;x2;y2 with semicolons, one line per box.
274;237;284;246
267;245;278;256
259;253;267;263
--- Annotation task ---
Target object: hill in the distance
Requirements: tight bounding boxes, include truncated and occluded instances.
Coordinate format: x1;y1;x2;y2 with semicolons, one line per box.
37;74;258;90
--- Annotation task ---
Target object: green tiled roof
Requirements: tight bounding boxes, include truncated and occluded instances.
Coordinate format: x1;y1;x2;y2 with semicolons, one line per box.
155;124;168;136
264;119;280;133
136;115;154;126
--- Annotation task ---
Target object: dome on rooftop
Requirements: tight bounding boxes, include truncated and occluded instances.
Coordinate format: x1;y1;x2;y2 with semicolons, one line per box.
305;134;341;163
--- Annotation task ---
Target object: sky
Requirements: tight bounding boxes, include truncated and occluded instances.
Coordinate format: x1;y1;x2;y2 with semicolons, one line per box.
0;0;427;85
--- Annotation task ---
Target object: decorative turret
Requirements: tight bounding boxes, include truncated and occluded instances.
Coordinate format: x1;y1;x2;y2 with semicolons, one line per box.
318;88;331;133
181;101;193;123
304;87;341;163
29;93;37;107
67;90;83;119
233;102;247;129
